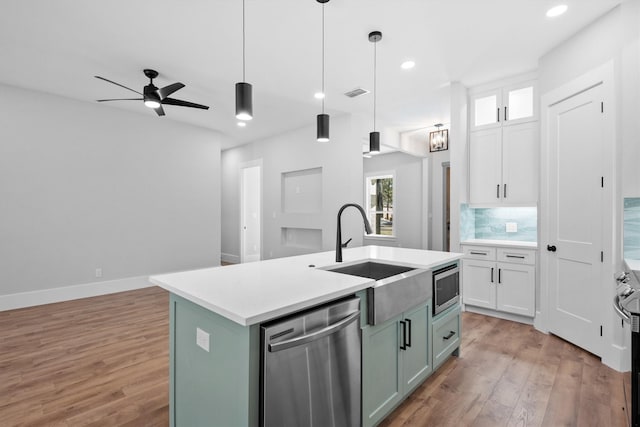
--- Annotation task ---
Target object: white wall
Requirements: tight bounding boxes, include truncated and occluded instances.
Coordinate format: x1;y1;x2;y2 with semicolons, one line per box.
621;0;640;197
221;114;366;261
0;84;222;302
428;150;451;251
363;151;424;250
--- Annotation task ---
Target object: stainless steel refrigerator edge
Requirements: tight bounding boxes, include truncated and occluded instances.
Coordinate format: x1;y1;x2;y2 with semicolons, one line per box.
260;297;361;427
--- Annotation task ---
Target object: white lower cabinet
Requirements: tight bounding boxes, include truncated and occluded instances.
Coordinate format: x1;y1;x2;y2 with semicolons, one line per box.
461;244;536;317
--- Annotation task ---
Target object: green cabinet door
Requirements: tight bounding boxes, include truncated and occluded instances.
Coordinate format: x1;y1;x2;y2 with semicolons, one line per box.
402;303;432;393
362;314;403;427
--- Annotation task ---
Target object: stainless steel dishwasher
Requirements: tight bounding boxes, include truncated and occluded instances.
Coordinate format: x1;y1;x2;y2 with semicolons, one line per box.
260;296;361;427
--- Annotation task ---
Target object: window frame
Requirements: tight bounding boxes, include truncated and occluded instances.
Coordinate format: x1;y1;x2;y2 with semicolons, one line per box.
364;171;396;239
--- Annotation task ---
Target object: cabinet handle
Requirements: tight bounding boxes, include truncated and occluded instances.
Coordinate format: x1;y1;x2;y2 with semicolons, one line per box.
504;106;508;121
498;268;502;284
504;183;507;198
497;184;500;199
497;107;500;122
491;267;494;283
443;331;456;340
506;255;525;259
399;320;407;350
470;251;487;256
405;318;412;348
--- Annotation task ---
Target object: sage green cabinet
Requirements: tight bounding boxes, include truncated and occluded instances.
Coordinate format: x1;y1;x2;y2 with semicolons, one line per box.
362;301;432;427
432;305;461;369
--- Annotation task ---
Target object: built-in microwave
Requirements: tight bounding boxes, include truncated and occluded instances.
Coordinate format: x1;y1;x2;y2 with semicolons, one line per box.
433;263;460;316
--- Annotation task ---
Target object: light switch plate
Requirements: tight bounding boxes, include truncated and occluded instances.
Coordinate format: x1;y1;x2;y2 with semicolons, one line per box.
506;222;518;233
196;327;210;352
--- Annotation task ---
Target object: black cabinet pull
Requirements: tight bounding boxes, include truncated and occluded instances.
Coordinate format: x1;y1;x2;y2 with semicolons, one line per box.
547;245;557;252
504;106;508;121
498;268;502;284
497;184;500;198
506;255;525;259
504;183;507;198
470;251;488;256
443;331;456;340
399;321;407;350
491;267;494;283
497;107;500;122
405;319;412;348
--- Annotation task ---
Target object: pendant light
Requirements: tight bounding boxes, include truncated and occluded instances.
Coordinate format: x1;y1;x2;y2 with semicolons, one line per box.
369;31;382;153
236;0;253;121
316;0;330;142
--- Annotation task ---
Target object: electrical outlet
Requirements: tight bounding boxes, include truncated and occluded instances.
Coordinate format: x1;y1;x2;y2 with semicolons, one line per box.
506;222;518;233
95;268;102;278
196;327;210;352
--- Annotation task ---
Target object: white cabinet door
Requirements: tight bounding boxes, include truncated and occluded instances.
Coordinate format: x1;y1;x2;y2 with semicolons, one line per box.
470;88;501;131
501;122;539;205
469;128;502;205
462;259;495;309
503;81;538;126
496;263;535;316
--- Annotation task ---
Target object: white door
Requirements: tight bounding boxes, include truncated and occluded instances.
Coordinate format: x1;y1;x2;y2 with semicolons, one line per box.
546;84;604;356
241;165;261;263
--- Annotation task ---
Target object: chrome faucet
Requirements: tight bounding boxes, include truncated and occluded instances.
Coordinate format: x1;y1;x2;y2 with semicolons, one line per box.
336;203;373;262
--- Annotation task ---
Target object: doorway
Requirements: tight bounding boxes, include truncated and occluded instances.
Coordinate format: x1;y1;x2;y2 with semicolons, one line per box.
540;63;614;357
240;163;261;263
442;162;451;252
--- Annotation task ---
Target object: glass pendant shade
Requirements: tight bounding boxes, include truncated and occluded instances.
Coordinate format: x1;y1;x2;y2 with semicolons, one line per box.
317;114;330;142
369;131;380;153
235;82;253;121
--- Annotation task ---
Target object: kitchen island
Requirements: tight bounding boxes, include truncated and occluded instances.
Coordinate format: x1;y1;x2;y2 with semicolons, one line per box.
150;246;462;427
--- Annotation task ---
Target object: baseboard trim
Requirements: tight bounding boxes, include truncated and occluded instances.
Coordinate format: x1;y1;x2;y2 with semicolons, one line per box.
464;305;534;325
221;253;240;264
0;276;153;312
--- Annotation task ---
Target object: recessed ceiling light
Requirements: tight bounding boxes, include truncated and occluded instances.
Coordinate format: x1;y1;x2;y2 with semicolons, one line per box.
401;60;415;70
546;4;568;17
314;92;325;99
237;122;247;127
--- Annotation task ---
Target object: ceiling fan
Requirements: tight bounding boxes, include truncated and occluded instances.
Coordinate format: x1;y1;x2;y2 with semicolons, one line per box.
95;69;209;116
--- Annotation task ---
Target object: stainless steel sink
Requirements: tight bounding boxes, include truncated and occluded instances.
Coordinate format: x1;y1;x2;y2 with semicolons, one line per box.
325;261;431;325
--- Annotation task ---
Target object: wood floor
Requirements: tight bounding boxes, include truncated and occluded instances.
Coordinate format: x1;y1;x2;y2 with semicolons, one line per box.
0;287;631;427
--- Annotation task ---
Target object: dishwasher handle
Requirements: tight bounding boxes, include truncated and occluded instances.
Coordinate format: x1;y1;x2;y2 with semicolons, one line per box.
268;311;360;353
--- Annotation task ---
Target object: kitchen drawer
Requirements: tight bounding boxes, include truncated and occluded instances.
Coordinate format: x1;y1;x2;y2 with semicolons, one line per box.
432;305;461;369
462;245;497;260
497;248;536;265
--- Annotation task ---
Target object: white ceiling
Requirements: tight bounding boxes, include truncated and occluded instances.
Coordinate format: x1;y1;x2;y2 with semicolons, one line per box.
0;0;621;149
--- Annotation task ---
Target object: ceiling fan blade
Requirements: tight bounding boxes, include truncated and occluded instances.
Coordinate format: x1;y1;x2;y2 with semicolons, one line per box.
96;98;143;102
155;105;166;116
94;76;142;95
162;97;209;110
158;82;185;100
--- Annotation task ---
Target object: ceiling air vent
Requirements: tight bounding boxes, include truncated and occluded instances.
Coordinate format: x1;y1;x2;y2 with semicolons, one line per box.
344;87;370;98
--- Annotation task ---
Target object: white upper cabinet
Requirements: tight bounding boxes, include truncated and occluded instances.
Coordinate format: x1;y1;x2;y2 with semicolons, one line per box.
470;80;538;131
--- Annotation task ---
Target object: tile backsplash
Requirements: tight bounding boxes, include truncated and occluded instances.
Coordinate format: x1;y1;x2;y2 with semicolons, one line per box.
625;198;640;260
460;204;537;242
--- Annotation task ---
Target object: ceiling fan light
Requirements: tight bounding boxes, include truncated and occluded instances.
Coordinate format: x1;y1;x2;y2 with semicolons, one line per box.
317;113;330;142
144;99;161;109
235;82;253;121
369;131;380;153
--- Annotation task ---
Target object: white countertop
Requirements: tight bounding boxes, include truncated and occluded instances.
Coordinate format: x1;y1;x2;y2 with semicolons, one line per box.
460;239;538;249
150;246;462;326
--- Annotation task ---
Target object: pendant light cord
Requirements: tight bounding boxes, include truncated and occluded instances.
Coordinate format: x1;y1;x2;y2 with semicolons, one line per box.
373;40;377;131
321;3;325;114
242;0;246;82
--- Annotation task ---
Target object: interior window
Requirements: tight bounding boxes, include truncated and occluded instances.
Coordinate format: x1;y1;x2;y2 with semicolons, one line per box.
365;174;394;236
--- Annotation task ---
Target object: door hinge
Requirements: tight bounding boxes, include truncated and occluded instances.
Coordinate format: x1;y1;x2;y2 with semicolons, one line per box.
601;177;604;188
601;102;604;113
600;325;603;337
601;251;604;262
